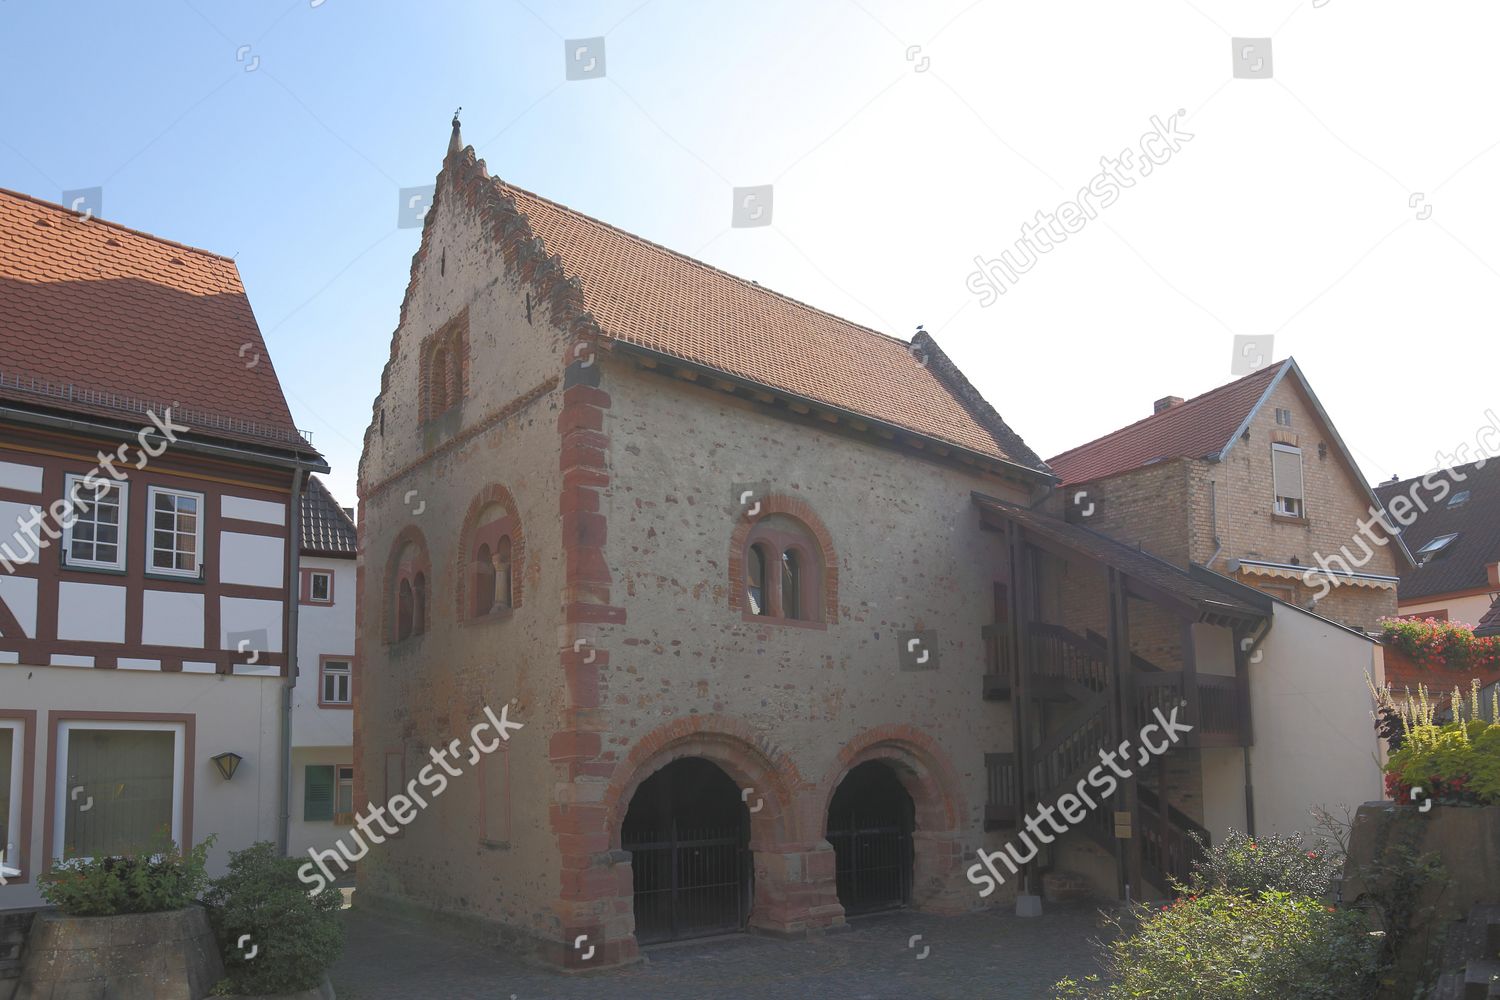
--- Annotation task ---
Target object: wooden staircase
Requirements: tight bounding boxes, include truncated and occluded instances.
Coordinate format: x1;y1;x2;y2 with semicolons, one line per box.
983;620;1216;896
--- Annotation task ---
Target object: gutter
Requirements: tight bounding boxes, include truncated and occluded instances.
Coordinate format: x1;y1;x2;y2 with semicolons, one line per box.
0;403;329;474
279;466;306;855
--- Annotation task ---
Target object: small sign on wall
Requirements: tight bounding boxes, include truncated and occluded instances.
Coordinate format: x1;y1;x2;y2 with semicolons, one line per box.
1113;811;1133;839
897;630;938;671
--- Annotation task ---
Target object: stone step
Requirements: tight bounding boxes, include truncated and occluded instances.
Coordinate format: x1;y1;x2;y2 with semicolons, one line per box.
1463;959;1500;1000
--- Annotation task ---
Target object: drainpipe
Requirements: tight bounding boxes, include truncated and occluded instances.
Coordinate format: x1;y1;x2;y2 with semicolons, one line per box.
279;467;306;855
1239;620;1271;838
1205;480;1223;569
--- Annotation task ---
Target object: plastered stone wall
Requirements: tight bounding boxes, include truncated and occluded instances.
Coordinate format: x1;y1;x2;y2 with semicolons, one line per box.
355;155;569;944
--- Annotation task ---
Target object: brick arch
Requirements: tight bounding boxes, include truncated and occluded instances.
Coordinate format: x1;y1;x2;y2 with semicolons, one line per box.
454;483;526;621
726;494;839;623
819;725;966;835
382;524;432;643
605;715;805;852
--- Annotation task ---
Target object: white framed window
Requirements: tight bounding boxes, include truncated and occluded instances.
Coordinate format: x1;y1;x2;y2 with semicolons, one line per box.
0;719;24;881
61;475;127;571
54;720;185;861
310;571;332;603
1271;443;1305;517
320;659;352;706
147;487;204;578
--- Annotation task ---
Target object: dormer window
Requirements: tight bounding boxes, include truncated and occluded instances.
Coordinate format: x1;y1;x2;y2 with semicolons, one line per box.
1447;490;1471;508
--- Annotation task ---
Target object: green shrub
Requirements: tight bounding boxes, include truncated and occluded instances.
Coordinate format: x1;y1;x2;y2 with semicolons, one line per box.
37;836;213;916
203;841;343;995
1382;686;1500;805
1177;828;1342;900
1054;891;1380;1000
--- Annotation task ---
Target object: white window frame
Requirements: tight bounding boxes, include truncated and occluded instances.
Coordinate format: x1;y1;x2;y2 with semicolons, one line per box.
146;486;205;579
0;719;24;881
1271;443;1305;517
321;659;352;705
309;570;333;604
60;474;128;571
1417;533;1459;559
53;720;185;862
335;766;354;825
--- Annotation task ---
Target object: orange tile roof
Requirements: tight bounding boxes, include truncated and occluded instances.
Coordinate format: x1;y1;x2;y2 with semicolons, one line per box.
1047;362;1286;486
0;188;317;457
465;157;1045;473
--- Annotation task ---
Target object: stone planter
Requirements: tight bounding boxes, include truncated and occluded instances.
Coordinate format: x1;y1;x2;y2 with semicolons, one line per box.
16;905;224;1000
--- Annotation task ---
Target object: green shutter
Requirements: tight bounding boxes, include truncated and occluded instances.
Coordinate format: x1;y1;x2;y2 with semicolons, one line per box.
304;765;335;822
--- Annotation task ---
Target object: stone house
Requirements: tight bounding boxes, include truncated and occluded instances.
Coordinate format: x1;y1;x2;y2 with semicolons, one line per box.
353;121;1385;967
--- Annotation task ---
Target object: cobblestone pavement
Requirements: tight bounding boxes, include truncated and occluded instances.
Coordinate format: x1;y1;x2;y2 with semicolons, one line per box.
332;903;1111;1000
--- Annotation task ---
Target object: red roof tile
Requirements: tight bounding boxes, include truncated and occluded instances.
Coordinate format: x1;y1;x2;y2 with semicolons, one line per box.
435;141;1046;473
0;188;317;457
1047;363;1285;486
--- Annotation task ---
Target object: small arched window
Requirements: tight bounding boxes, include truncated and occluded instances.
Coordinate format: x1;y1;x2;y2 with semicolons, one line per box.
743;515;824;623
413;573;427;635
474;543;496;617
747;543;768;616
431;346;449;414
494;536;512;610
397;579;414;640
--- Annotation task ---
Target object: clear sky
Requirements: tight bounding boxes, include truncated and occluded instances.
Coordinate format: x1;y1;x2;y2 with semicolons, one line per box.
3;0;1496;507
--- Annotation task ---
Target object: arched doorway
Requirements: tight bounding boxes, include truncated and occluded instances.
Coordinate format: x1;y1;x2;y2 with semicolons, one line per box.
826;760;915;915
621;757;751;944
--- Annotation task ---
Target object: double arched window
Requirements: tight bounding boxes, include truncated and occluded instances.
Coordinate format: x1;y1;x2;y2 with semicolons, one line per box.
387;532;431;643
456;486;524;624
743;514;824;622
471;533;513;618
420;312;468;424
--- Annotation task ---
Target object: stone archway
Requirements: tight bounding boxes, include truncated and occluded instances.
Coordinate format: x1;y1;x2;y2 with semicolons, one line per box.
820;726;970;915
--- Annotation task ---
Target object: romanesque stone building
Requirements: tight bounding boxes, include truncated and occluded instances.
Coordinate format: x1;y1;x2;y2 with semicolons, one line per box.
353;121;1384;967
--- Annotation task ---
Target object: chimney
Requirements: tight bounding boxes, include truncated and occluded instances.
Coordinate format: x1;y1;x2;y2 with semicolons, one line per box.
1154;395;1184;415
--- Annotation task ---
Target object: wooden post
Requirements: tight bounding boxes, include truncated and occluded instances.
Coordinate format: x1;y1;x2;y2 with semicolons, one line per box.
1108;570;1143;899
1012;525;1035;892
1180;620;1201;745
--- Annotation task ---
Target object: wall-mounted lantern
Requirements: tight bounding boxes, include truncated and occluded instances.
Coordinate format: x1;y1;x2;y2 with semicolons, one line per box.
211;752;243;781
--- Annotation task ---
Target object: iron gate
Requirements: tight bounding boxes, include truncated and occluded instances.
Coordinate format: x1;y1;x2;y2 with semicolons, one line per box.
827;761;914;915
621;759;750;944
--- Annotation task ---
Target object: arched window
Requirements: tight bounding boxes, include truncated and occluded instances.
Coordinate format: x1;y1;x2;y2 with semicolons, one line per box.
397;579;414;640
747;543;768;616
413;573;427;635
474;543;496;617
387;530;433;644
743;514;824;623
494;536;512;610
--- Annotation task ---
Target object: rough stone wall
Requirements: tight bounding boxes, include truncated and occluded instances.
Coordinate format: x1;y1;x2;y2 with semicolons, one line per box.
355;148;570;945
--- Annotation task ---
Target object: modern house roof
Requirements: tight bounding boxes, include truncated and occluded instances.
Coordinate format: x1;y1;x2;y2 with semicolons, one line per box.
1048;357;1414;569
0;188;321;464
1375;458;1500;603
411;125;1049;477
301;476;357;557
972;492;1266;626
1047;363;1282;485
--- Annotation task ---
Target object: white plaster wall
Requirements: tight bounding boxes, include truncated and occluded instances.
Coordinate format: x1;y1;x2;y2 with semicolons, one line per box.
221;496;286;526
1398;592;1494;627
220;531;286;589
0;500;42;564
0;461;43;493
292;555;355;749
0;664;283;911
220;596;284;653
0;576;38;637
1246;604;1384;840
56;581;126;643
141;590;205;647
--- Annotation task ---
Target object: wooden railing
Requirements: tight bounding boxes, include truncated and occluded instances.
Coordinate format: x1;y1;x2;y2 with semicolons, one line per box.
1029;623;1110;693
1132;672;1245;747
1138;784;1209;889
984;752;1018;826
982;623;1013;699
1032;699;1113;800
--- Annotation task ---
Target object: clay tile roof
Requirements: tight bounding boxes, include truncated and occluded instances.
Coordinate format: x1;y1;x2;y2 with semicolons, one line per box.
492;178;1047;473
1375;459;1500;601
0;188;319;459
301;475;357;556
1047;362;1287;486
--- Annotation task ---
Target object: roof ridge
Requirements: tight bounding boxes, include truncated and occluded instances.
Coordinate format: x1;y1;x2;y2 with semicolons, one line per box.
492;172;913;351
1376;457;1492;493
0;187;239;265
1048;360;1287;465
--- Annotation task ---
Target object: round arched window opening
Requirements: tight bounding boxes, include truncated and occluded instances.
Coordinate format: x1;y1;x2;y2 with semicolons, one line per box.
742;514;823;622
